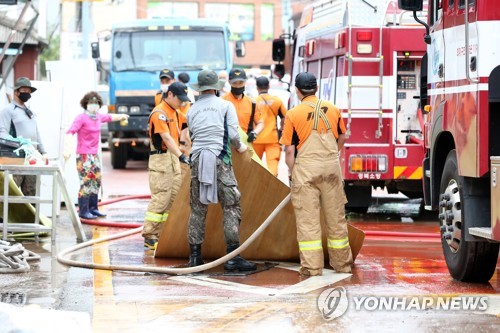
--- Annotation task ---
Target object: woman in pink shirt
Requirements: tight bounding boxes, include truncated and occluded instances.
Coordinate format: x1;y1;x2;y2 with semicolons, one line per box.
66;91;128;219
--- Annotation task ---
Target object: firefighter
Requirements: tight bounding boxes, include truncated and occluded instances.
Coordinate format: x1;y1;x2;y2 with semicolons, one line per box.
252;76;287;176
222;68;264;143
143;82;191;250
177;72;196;102
279;72;353;276
186;69;256;271
154;69;176;106
154;69;191;175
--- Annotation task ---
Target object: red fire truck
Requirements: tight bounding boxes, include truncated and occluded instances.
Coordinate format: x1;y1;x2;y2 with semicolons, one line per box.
399;0;500;282
273;0;428;212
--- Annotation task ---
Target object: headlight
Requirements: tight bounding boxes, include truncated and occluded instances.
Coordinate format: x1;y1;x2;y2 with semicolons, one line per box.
130;106;141;113
117;105;128;113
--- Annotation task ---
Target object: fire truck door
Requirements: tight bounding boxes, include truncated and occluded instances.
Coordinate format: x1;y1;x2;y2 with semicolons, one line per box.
428;0;445;93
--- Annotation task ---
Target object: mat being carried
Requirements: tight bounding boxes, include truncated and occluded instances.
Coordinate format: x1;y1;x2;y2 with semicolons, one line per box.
156;132;365;262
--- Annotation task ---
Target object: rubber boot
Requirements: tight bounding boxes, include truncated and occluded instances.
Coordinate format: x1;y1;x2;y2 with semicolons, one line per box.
89;194;106;217
78;197;97;219
224;243;257;271
188;244;204;267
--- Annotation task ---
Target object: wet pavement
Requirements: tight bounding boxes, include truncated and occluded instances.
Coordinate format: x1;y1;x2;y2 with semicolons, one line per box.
1;151;499;332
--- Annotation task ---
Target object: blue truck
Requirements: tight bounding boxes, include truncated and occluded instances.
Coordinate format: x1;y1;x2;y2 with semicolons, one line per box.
92;18;241;169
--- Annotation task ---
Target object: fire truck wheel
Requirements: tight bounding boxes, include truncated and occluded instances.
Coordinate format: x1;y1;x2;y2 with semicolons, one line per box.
439;150;499;282
111;142;128;169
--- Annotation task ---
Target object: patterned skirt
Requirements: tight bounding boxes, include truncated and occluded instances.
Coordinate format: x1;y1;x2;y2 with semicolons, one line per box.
76;154;102;197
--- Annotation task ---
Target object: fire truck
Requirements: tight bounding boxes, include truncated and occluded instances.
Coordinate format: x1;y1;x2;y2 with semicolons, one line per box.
399;0;500;282
273;0;428;213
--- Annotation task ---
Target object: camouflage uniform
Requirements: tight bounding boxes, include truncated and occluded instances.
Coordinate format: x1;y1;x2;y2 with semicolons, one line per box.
188;158;241;245
13;175;37;196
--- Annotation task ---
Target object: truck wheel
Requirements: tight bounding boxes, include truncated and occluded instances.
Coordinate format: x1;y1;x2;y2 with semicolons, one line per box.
110;143;128;169
439;150;499;282
345;184;371;214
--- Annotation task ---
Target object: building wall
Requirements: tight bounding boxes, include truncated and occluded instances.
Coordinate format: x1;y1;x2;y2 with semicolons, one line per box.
58;0;308;70
136;0;283;69
13;48;40;81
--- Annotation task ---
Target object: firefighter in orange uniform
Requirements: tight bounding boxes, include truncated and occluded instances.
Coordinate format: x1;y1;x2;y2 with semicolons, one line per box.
155;69;175;106
143;82;191;250
279;72;353;275
155;68;191;115
252;76;287;176
222;68;264;142
155;69;191;174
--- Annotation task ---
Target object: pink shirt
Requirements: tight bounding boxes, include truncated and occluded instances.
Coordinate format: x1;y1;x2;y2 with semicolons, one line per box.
67;113;112;154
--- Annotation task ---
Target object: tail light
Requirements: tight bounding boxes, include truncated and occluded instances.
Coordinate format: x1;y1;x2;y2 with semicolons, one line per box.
349;154;387;173
357;31;372;41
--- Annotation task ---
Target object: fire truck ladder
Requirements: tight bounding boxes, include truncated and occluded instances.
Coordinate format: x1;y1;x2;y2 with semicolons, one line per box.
345;52;384;139
345;11;384;139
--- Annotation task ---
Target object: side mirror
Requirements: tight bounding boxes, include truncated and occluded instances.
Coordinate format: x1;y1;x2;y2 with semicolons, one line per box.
235;41;246;58
398;0;423;11
91;42;100;59
274;64;285;80
272;38;286;62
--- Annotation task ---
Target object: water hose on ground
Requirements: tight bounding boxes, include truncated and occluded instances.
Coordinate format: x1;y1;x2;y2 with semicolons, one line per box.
81;195;440;239
57;194;292;275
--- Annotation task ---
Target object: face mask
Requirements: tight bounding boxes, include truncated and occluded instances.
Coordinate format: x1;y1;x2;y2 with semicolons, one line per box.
161;84;170;93
19;92;31;103
180;101;187;108
231;86;245;95
87;103;100;113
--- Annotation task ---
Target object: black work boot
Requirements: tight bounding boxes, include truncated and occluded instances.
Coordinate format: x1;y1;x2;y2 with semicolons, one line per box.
224;243;257;271
188;244;204;267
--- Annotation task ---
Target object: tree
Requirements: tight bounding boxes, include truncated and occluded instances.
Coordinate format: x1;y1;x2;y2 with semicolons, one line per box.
39;34;59;79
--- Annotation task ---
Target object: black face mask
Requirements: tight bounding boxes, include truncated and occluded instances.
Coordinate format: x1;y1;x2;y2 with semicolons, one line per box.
231;86;245;95
18;92;31;103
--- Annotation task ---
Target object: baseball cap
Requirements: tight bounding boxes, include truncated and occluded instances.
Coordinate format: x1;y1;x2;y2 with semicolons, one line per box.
14;77;37;92
228;68;247;83
159;69;175;80
295;72;317;90
191;69;225;92
167;82;190;102
256;76;270;88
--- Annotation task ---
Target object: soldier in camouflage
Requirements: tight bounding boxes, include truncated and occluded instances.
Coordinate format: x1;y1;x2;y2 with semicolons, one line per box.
186;69;257;271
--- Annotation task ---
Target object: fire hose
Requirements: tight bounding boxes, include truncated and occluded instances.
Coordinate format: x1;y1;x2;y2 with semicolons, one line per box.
57;194;292;275
57;193;440;274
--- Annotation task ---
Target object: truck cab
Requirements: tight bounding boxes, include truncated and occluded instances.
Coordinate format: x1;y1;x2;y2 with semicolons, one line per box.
94;19;235;169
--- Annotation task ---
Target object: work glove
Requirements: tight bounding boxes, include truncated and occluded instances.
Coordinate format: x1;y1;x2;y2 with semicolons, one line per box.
247;131;257;143
237;143;248;153
179;154;191;166
63;134;73;161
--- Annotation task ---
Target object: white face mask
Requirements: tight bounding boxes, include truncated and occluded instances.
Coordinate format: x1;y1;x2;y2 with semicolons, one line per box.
180;101;187;108
161;84;170;93
87;103;100;113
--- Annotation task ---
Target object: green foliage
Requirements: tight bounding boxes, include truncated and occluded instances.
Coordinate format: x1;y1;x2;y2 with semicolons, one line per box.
39;35;60;79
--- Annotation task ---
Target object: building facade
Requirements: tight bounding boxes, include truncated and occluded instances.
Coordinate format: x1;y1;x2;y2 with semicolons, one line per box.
60;0;304;69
